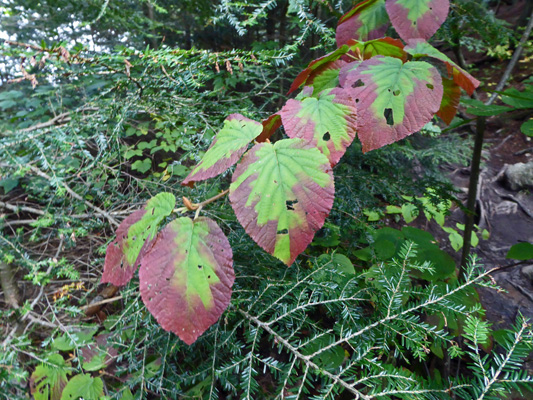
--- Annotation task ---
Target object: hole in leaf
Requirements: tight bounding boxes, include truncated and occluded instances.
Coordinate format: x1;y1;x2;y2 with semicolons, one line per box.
149;297;153;301
351;79;364;88
429;7;432;10
413;21;417;25
384;108;394;126
198;265;202;269
355;98;359;103
120;260;124;269
132;235;137;241
208;275;211;279
165;277;170;281
393;90;400;96
322;132;331;141
277;229;289;235
426;84;434;89
286;200;298;211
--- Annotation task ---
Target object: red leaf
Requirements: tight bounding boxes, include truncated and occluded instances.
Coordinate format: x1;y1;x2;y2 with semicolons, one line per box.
385;0;449;41
139;217;234;345
101;210;150;286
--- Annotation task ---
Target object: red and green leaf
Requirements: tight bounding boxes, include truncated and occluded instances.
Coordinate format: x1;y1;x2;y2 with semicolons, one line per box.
139;217;234;345
256;113;282;143
289;38;405;96
229;139;334;265
437;78;461;124
347;37;407;61
101;192;176;286
288;45;350;95
182;114;263;186
280;88;357;165
342;55;443;152
405;39;480;95
30;354;70;400
385;0;449;41
336;0;390;46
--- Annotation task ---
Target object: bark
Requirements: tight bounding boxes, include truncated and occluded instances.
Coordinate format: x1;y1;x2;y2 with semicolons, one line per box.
0;262;21;309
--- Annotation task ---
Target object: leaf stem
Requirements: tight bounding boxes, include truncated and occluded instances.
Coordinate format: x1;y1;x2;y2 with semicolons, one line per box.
181;189;230;212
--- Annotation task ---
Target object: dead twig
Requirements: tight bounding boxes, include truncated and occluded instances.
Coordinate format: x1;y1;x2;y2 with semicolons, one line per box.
27;165;119;227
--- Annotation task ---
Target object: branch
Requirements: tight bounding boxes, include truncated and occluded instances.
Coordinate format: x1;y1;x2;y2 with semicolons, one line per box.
239;309;371;400
487;8;533;105
27;165;119;227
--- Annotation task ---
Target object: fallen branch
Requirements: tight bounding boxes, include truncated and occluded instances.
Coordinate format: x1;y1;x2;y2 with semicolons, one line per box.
27;165;119;227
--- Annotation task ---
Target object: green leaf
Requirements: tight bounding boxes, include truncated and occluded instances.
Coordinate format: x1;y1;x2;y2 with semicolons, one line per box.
52;328;98;351
462;99;512;117
401;226;435;245
315;253;355;284
521;119;533;137
229;139;334;265
0;177;19;194
506;242;533;260
30;354;70;400
500;87;533;109
139;217;235;345
442;227;463;251
280;87;357;165
416;244;456;281
373;227;405;259
401;203;418;223
102;193;176;286
60;374;104;400
182;114;263;186
131;158;152;173
342;56;443;152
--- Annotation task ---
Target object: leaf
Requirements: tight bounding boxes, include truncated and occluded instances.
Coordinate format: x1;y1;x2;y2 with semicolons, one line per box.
405;39;480;95
416;244;456;281
182;114;263;186
229;139;334;265
347;37;407;61
60;374;103;400
30;354;70;400
401;202;419;223
131;158;152;173
385;0;450;41
288;46;350;95
79;334;118;372
437;78;461;124
462;99;512;117
256;113;282;142
52;327;98;351
342;56;443;152
280;88;357;165
139;217;234;345
336;0;390;46
500;87;533;109
442;227;463;251
521;119;533;137
315;253;355;284
101;192;176;286
506;242;533;260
